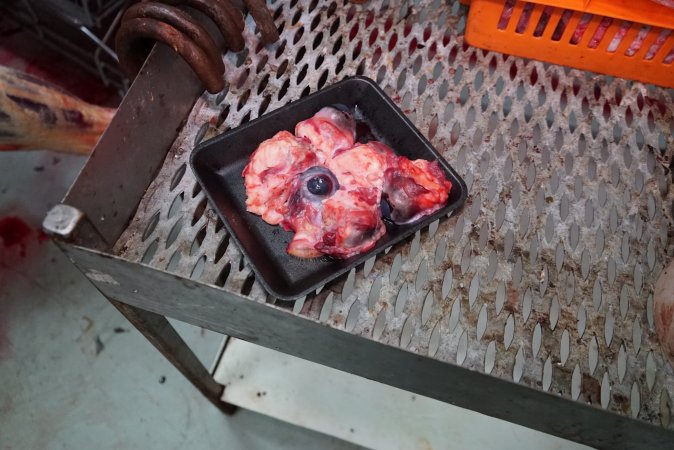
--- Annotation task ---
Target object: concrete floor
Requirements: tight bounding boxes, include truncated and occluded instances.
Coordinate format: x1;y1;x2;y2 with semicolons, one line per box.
0;150;362;450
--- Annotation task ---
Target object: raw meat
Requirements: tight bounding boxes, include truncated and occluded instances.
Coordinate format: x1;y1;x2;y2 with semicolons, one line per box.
0;66;114;154
494;0;674;61
384;156;453;224
283;177;386;258
607;21;631;53
243;107;453;259
242;131;317;225
624;25;649;56
589;17;613;48
295;106;356;160
645;29;671;60
570;14;592;45
328;142;392;193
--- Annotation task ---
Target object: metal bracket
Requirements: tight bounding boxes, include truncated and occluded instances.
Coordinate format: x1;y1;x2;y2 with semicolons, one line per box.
43;203;109;251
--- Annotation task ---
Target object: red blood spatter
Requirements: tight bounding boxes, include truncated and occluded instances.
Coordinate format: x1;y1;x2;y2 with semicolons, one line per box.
0;216;32;257
0;216;48;358
0;216;46;258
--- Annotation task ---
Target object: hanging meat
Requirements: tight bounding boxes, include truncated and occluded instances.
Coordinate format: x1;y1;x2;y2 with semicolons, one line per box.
243;107;452;259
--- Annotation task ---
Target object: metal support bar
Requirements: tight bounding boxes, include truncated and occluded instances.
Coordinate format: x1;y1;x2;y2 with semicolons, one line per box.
43;204;108;251
108;298;236;415
63;244;673;450
63;43;205;244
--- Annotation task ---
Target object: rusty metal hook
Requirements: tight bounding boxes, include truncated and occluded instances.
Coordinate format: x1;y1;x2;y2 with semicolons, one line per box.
243;0;279;44
116;17;226;93
116;0;279;94
123;2;225;73
155;0;246;52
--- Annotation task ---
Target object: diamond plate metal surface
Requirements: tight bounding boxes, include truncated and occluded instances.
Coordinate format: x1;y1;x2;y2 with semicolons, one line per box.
113;0;674;430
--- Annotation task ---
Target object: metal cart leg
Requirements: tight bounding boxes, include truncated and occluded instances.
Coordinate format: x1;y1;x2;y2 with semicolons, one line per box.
108;298;236;415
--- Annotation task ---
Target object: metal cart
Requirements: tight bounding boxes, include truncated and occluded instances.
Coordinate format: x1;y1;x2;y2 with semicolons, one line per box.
43;0;674;448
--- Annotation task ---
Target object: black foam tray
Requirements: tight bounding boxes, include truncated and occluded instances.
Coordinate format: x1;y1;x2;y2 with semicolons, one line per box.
191;76;467;300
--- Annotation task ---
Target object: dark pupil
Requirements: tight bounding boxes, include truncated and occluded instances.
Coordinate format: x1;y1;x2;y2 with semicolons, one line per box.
307;175;332;195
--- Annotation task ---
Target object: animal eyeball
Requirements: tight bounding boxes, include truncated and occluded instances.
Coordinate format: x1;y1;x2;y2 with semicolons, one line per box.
300;166;339;198
307;174;333;196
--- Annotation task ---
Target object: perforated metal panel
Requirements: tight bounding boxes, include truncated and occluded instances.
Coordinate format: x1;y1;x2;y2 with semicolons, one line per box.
113;0;674;431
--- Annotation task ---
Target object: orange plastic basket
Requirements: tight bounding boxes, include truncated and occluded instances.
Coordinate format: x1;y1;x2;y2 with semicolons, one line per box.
465;0;674;88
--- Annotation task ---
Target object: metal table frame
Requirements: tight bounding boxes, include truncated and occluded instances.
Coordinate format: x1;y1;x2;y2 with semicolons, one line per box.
44;1;674;448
